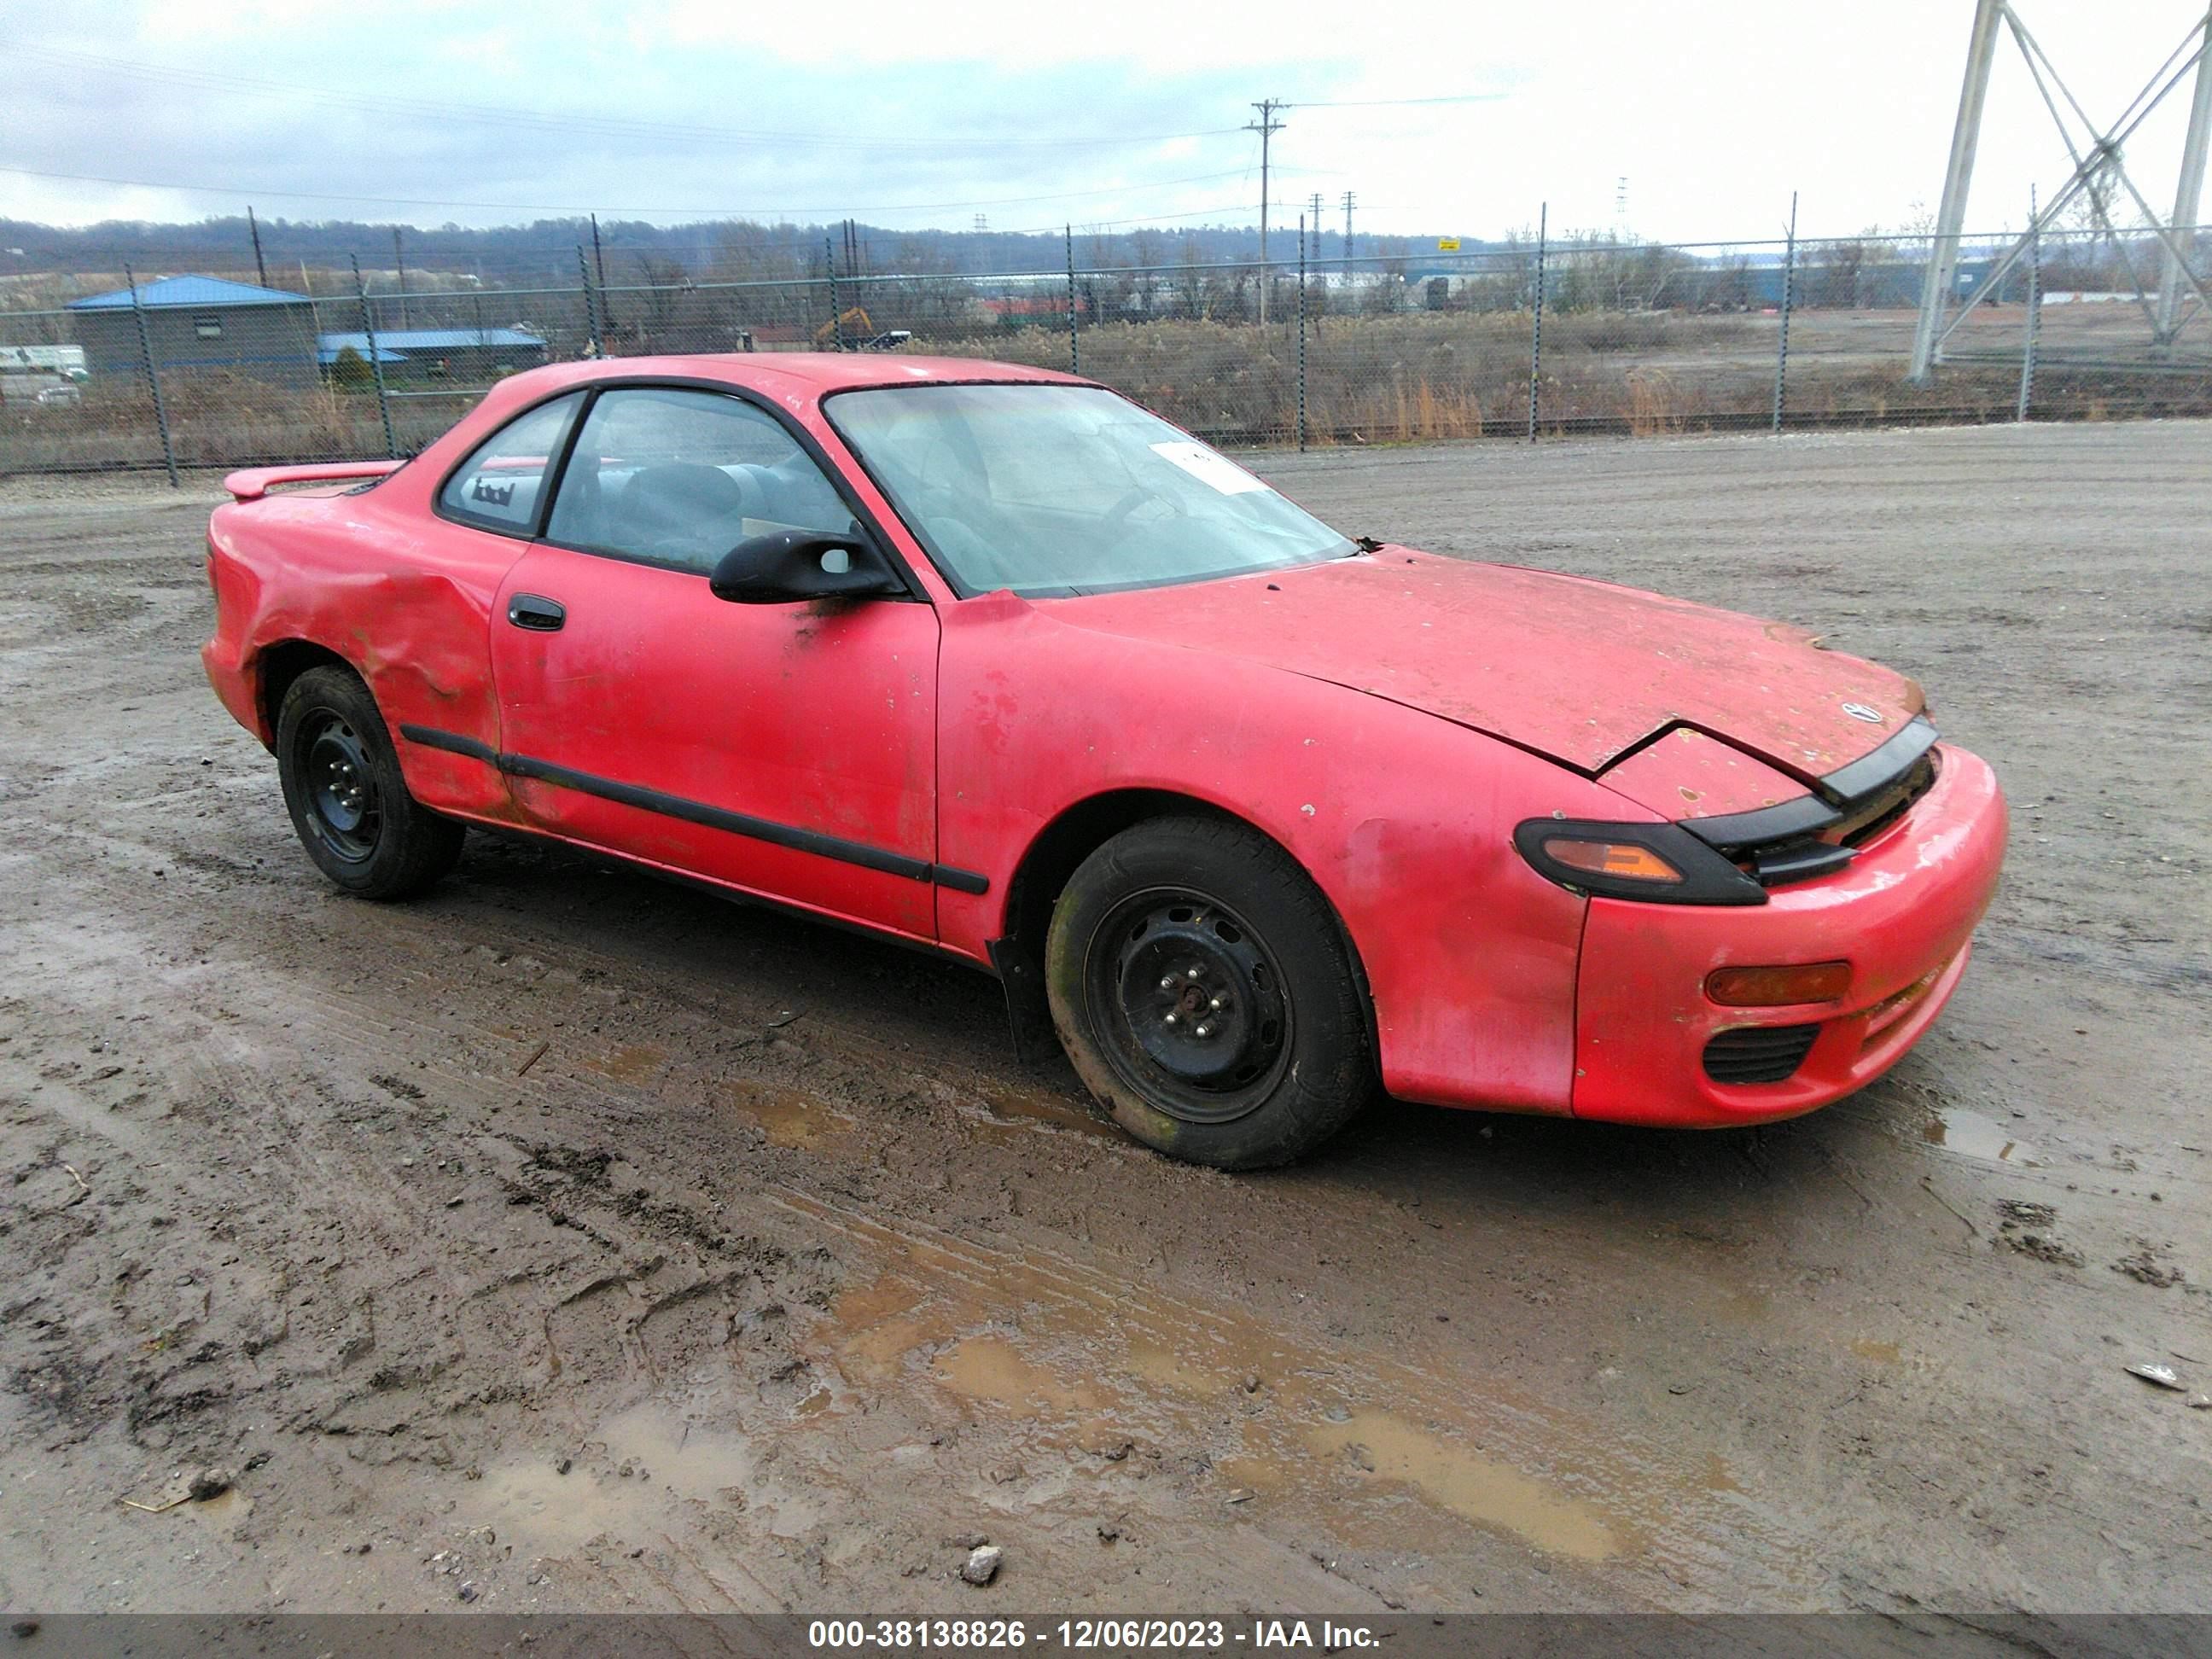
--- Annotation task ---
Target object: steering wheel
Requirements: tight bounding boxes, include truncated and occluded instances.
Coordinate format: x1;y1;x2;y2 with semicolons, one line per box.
1101;485;1185;543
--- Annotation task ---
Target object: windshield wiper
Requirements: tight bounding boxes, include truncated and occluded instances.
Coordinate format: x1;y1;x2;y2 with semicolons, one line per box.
1351;535;1382;555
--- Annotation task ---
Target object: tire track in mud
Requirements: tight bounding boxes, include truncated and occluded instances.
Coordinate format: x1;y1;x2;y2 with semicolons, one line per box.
769;1189;1823;1607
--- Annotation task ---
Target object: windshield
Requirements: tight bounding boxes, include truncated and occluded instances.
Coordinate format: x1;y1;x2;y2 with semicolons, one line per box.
825;383;1353;596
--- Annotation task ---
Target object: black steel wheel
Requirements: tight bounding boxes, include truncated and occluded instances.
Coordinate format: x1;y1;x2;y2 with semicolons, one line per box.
1086;888;1293;1125
296;711;382;864
275;665;464;899
1045;816;1377;1169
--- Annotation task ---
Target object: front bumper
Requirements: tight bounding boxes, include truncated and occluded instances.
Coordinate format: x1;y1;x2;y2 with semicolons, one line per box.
1568;742;2006;1127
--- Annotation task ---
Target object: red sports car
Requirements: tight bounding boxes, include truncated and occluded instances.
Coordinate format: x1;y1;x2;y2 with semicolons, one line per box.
203;355;2006;1168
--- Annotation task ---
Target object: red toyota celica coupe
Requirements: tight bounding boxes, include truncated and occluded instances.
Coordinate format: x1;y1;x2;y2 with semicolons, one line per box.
203;355;2006;1168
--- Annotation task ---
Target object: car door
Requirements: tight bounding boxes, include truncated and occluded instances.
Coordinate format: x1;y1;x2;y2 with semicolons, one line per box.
487;384;945;943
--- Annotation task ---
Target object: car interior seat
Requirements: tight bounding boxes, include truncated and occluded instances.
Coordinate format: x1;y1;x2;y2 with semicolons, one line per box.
613;462;754;562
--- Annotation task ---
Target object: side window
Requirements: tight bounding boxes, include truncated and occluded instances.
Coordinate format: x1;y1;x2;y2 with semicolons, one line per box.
544;387;858;573
437;392;585;533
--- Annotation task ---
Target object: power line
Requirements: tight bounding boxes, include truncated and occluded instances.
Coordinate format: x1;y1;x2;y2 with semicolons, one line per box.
1289;91;1511;108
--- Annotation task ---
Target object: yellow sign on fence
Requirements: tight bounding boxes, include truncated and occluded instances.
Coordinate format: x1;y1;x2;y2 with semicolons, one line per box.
1437;237;1461;250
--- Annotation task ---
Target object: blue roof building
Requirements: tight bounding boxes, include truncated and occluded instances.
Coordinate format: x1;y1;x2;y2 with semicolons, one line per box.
315;327;549;377
316;327;546;363
66;274;314;311
65;273;320;383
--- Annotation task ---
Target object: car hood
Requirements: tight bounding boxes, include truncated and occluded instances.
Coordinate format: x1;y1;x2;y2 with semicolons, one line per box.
1039;550;1924;804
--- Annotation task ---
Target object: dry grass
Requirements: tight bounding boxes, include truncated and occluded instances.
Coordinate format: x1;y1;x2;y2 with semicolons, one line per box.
7;307;2209;474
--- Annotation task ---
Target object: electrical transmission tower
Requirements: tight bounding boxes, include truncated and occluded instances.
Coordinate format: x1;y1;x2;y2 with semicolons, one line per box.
1910;0;2212;381
1247;98;1287;322
1342;189;1356;259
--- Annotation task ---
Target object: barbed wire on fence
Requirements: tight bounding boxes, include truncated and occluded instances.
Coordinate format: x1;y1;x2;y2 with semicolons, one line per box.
3;220;2208;477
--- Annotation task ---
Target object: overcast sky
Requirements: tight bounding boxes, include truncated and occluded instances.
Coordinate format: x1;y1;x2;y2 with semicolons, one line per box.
7;0;2211;247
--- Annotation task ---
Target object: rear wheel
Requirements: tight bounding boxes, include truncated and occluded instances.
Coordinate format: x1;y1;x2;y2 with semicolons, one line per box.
275;666;464;899
1045;817;1376;1169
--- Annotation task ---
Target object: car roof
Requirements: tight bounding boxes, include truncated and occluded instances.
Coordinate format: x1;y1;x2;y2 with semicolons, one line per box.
516;352;1091;402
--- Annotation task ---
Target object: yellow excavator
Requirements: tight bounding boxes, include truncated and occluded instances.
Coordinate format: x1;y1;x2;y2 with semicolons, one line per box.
813;306;912;351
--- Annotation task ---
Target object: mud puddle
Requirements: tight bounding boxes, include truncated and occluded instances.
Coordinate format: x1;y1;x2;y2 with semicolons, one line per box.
774;1190;1816;1593
727;1080;855;1150
963;1080;1122;1144
1924;1107;2042;1167
467;1399;773;1556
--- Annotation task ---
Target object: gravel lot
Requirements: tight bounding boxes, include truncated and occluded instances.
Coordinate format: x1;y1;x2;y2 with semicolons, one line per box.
0;421;2206;1617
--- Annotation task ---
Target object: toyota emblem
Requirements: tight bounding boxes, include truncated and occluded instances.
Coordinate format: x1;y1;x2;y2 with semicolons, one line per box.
1841;701;1886;724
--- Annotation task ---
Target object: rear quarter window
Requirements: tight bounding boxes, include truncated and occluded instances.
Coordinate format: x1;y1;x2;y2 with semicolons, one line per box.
437;392;585;534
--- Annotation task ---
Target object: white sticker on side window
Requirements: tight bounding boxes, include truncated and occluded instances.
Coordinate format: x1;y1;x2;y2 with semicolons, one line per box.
1149;441;1271;495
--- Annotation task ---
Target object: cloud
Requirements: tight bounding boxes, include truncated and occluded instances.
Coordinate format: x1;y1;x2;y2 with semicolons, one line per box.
5;0;2209;243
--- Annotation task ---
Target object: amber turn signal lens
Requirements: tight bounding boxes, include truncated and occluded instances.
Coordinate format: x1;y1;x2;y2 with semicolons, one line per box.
1705;961;1852;1007
1541;838;1685;883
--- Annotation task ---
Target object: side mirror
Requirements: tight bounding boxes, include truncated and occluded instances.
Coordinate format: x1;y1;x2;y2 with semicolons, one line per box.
709;530;904;604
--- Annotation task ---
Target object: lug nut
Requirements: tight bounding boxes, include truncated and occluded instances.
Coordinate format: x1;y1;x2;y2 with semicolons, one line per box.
1194;1023;1214;1039
1209;995;1226;1010
1185;967;1204;982
1163;1012;1179;1027
1159;975;1177;991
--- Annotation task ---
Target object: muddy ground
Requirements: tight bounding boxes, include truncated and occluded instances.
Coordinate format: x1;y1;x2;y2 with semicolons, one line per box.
0;422;2206;1617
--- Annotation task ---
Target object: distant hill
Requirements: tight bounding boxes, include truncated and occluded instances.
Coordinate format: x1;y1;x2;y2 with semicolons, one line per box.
0;214;1437;290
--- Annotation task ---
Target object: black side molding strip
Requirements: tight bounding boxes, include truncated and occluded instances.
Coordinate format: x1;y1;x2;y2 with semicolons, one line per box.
401;725;498;765
399;724;988;895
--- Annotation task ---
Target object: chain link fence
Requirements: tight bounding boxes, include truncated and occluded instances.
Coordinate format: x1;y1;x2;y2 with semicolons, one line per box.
4;225;2209;480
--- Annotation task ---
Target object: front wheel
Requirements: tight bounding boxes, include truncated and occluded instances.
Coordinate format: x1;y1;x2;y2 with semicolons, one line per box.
1045;817;1376;1169
275;665;464;899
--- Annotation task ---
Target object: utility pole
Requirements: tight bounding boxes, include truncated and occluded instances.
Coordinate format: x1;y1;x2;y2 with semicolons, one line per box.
2157;3;2212;343
1247;98;1287;323
1342;189;1356;259
393;225;407;330
1910;0;2004;381
591;212;612;337
247;205;267;288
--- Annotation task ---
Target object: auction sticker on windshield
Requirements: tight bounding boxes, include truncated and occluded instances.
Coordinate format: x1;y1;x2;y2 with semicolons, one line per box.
1149;440;1270;494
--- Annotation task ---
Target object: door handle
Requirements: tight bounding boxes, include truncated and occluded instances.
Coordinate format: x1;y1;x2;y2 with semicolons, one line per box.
507;594;566;632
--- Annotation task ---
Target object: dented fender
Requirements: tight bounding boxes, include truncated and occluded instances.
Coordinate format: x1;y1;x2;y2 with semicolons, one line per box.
933;595;1644;1115
203;450;526;819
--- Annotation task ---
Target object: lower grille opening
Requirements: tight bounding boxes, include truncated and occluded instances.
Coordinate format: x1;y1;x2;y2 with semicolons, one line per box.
1703;1023;1820;1085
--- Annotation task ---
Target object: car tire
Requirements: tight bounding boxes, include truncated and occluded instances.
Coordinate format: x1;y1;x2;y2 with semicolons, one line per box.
1045;816;1376;1169
275;665;464;899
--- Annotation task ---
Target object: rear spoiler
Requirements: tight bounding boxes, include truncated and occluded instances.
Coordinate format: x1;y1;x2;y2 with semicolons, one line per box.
222;460;405;502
